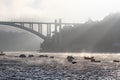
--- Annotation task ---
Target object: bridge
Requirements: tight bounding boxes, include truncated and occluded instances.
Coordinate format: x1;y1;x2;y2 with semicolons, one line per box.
0;19;80;40
0;19;81;51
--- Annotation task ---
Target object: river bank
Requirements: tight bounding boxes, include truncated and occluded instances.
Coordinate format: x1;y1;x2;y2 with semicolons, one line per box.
0;52;120;80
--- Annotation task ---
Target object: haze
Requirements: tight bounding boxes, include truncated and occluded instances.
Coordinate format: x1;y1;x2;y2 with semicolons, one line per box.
0;0;120;22
0;0;120;51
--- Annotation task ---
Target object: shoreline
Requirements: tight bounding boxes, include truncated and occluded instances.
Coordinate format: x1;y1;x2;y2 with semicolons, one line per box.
0;52;119;79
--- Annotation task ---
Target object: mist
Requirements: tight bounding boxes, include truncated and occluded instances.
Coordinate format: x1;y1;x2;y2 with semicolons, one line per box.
40;13;120;52
0;25;42;51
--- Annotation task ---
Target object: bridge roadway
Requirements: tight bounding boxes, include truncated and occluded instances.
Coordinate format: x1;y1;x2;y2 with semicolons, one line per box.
0;21;81;25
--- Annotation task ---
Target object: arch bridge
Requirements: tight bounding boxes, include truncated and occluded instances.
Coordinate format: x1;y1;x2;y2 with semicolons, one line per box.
0;19;80;43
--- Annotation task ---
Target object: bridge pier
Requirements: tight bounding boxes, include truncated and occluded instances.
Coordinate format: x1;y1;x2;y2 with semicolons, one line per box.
29;24;33;29
21;23;24;27
58;19;62;47
51;19;62;50
54;19;57;34
47;24;51;37
38;24;42;34
54;19;58;45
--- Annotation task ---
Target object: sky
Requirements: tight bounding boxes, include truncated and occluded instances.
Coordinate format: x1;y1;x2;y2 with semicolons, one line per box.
0;0;120;23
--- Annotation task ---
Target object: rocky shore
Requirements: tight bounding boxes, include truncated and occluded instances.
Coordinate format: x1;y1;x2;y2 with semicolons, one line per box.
0;53;119;80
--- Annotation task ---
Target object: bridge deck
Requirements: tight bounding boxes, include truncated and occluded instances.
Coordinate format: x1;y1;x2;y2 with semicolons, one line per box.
0;21;81;25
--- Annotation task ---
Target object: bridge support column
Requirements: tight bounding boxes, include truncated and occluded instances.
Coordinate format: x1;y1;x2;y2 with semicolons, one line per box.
47;24;51;37
21;23;24;27
49;24;51;37
59;19;62;33
29;24;33;30
55;19;57;34
54;19;58;45
58;18;62;47
38;24;42;34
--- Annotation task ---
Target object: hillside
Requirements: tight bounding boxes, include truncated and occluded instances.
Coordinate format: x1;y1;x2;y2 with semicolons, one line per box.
42;13;120;52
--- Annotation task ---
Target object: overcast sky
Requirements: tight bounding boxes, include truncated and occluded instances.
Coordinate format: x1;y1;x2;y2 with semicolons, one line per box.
0;0;120;23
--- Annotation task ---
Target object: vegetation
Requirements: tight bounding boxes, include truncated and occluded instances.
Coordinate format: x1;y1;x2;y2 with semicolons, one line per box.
41;13;120;52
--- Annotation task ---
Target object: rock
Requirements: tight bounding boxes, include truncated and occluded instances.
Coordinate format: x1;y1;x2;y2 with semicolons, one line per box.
50;56;54;58
0;53;5;56
28;54;34;57
39;55;48;58
66;56;74;62
0;51;5;56
72;61;77;64
113;60;120;62
84;56;94;60
19;54;26;58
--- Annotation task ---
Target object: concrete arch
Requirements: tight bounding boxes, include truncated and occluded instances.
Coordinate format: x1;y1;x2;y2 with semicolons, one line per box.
0;23;48;41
